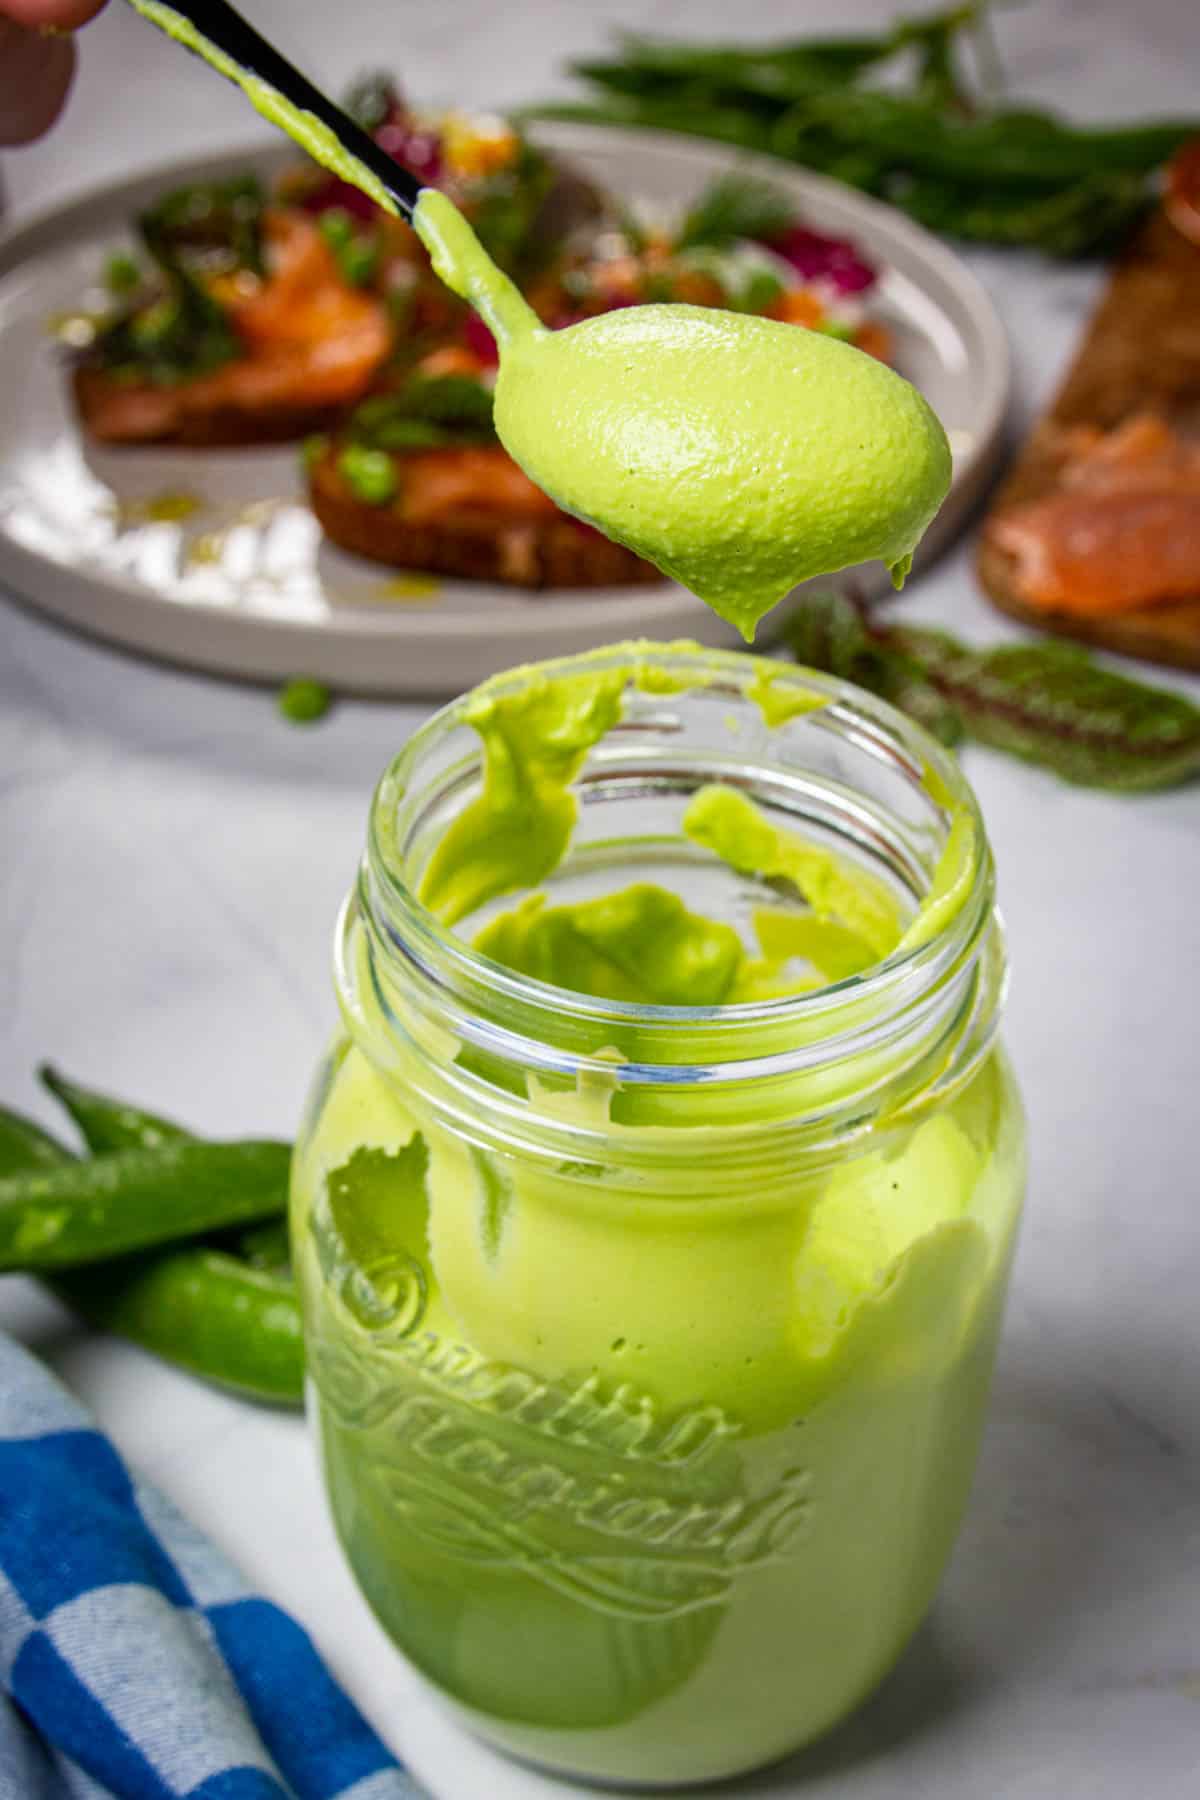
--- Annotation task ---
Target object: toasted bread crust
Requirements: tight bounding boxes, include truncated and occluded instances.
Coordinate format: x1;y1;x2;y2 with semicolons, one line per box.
73;365;349;448
309;451;660;589
978;551;1200;671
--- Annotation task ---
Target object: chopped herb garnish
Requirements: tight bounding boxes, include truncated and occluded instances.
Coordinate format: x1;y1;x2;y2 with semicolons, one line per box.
737;267;787;313
87;177;265;385
343;70;401;135
394;374;495;425
140;176;264;279
675;175;797;252
105;253;141;297
468;145;556;274
318;208;355;251
347;376;497;452
339;234;382;287
301;434;329;474
319;211;381;286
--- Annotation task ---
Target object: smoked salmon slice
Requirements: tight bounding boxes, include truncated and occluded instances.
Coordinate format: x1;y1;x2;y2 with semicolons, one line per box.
389;446;560;525
75;210;391;446
983;413;1200;616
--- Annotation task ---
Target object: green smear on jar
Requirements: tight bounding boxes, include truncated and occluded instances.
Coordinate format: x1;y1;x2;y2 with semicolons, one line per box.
418;648;974;1011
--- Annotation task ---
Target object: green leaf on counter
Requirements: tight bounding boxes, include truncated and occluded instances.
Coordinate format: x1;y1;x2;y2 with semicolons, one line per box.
780;592;1200;791
892;628;1200;791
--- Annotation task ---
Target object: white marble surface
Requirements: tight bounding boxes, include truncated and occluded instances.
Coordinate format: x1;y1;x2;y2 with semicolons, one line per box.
2;2;1200;1795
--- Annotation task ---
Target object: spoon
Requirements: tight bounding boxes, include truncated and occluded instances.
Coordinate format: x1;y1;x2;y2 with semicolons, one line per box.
127;0;422;220
126;0;953;640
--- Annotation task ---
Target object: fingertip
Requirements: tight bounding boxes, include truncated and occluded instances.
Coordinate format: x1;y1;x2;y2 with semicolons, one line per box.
0;25;76;146
1;0;107;29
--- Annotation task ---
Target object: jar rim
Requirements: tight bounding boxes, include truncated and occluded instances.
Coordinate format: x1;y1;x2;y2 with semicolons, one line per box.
332;640;1005;1165
363;638;993;1023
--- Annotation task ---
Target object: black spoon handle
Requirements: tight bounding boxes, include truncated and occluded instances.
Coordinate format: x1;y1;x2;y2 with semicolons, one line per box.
137;0;424;220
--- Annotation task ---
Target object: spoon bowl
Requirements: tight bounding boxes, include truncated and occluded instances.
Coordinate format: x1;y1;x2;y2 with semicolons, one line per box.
494;303;952;641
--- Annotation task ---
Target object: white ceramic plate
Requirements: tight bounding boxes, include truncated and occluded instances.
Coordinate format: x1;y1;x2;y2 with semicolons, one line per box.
0;126;1009;695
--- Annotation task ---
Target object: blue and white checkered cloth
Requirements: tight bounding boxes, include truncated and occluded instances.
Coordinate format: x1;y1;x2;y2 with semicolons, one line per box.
0;1333;426;1800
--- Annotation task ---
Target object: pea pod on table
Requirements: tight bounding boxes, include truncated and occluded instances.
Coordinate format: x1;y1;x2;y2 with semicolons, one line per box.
0;1138;291;1271
39;1064;189;1153
49;1248;303;1406
233;1217;293;1273
0;1097;302;1405
40;1067;295;1269
0;1105;73;1177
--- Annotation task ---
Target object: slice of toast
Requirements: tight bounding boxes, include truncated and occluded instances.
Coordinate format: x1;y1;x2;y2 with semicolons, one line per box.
978;208;1200;671
71;208;393;448
309;445;660;589
73;365;352;448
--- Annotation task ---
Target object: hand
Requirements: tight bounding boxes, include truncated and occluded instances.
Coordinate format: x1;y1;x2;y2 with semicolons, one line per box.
0;0;108;147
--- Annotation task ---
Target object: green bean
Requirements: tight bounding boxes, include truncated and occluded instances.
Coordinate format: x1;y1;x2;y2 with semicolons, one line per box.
590;30;897;91
800;91;1200;185
571;58;840;108
0;1139;290;1271
39;1064;188;1154
547;9;1200;257
525;99;777;156
48;1250;303;1406
901;170;1148;254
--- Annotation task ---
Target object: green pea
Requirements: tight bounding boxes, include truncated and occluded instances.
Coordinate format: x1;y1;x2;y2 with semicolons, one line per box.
337;444;398;505
278;678;333;724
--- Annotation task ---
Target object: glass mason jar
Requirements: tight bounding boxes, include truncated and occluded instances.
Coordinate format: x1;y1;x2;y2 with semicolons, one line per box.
292;642;1025;1788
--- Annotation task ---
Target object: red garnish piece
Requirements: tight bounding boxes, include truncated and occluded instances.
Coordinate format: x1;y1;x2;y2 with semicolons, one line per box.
766;226;876;294
462;311;500;366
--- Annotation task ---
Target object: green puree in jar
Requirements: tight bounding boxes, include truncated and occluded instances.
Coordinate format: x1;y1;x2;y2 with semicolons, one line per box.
293;649;1024;1782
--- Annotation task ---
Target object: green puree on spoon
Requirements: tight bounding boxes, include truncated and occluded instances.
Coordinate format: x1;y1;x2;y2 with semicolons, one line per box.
128;0;952;640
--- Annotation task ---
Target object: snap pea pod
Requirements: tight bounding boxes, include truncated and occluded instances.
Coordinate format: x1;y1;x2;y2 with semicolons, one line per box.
48;1249;303;1406
230;1217;293;1273
0;1098;301;1403
39;1068;293;1270
0;1105;73;1176
40;1064;189;1153
0;1139;290;1271
40;1067;295;1276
